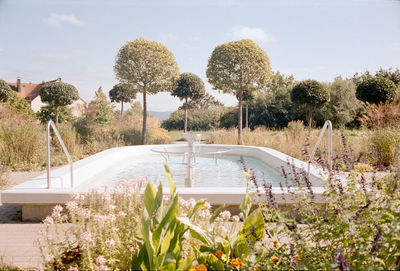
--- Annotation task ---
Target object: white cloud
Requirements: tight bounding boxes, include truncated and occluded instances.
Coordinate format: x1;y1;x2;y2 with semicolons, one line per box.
230;25;275;43
43;13;85;27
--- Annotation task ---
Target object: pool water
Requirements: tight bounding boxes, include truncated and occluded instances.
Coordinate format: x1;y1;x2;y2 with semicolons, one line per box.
83;154;286;189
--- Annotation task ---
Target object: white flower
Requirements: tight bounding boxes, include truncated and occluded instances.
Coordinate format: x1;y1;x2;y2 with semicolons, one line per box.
66;201;78;211
220;210;231;221
105;239;115;247
204;202;211;210
117;211;126;217
96;255;106;265
79;232;93;247
232;215;240;222
67;267;79;271
43;216;54;225
44;254;54;262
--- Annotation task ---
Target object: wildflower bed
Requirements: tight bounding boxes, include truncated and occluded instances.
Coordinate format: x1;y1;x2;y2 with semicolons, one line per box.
39;161;400;270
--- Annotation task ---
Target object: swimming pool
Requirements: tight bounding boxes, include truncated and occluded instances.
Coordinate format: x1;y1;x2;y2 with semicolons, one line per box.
1;144;326;221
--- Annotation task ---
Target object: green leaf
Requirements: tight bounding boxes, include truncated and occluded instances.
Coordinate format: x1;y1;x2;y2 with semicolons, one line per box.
177;217;212;245
153;195;179;249
152;182;163;215
144;182;157;216
159;262;176;271
239;189;251;220
188;199;206;219
234;208;265;258
210;204;226;224
141;212;155;270
176;256;193;271
165;164;176;196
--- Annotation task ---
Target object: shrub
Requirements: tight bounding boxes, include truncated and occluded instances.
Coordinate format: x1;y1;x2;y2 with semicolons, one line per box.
369;129;400;167
356;76;398;104
358;101;400;129
0;123;45;170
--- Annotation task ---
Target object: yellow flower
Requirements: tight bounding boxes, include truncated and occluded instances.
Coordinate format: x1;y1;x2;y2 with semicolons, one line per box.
273;240;279;248
232;258;243;268
189;268;196;271
215;250;223;259
196;264;207;271
178;259;183;265
295;255;301;262
271;256;279;264
244;170;252;180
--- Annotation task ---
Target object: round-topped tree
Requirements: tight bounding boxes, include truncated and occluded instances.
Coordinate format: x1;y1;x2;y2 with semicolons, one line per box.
172;73;205;132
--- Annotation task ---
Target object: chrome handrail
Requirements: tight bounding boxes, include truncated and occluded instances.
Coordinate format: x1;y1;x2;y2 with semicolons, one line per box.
46;120;73;189
307;120;332;180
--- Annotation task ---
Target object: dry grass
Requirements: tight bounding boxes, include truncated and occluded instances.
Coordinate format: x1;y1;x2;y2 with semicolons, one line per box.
206;126;370;164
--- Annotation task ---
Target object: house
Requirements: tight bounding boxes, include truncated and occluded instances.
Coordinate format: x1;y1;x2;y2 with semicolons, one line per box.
8;77;87;117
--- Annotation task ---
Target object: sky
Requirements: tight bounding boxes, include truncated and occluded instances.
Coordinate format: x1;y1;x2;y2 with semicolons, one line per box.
0;0;399;111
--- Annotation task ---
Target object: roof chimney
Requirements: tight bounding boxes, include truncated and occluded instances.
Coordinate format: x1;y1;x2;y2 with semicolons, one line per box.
17;77;21;93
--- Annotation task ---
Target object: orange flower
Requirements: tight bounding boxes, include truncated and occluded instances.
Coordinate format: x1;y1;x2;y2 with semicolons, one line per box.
215;250;223;259
255;267;261;271
273;240;279;248
290;242;295;247
189;268;196;271
270;256;279;264
232;258;243;268
296;255;301;262
196;264;207;271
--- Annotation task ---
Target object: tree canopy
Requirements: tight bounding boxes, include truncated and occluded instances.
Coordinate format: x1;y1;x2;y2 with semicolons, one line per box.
0;79;12;103
39;81;79;123
356;76;398;104
291;79;329;129
172;73;205;132
206;39;271;144
87;87;115;126
114;39;179;144
109;83;137;116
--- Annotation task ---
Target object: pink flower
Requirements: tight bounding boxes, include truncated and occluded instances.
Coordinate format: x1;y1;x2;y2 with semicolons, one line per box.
96;255;106;265
66;201;78;211
43;216;54;225
105;239;115;247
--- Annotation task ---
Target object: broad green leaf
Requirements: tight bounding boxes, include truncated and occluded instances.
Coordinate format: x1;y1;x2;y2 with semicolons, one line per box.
178;217;212;245
188;199;206;219
131;244;146;271
141;213;155;270
239;188;251;220
144;182;157;216
160;223;176;255
165;164;176;196
234;208;264;258
176;256;193;271
160;262;176;271
210;204;226;224
153;195;178;248
152;182;163;215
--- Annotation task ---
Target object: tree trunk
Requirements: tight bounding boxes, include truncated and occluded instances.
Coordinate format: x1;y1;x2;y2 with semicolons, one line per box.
238;93;243;145
121;101;124;117
184;97;188;133
55;106;59;124
245;103;248;129
142;91;147;145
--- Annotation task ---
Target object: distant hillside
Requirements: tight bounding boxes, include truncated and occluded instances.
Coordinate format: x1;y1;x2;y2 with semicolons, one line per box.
148;111;173;121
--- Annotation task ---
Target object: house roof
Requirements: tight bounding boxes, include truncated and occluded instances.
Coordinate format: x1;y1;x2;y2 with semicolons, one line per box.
7;78;62;102
8;82;44;102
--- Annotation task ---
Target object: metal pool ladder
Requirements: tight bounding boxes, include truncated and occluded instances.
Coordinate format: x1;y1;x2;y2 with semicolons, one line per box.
307;120;332;180
46;120;73;189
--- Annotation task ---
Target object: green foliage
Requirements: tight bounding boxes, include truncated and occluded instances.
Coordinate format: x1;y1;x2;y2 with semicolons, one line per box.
172;73;205;102
0;79;12;102
37;105;72;124
179;92;223;110
109;83;137;115
356;76;398;104
7;91;36;119
87;87;115;126
39;81;79;123
376;67;400;87
132;166;193;271
369;129;400;167
114;39;179;144
291;79;329;128
162;107;230;131
207;39;272;144
314;77;363;128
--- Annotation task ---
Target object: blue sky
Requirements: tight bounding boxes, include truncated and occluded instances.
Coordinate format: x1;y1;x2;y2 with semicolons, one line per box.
0;0;399;111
